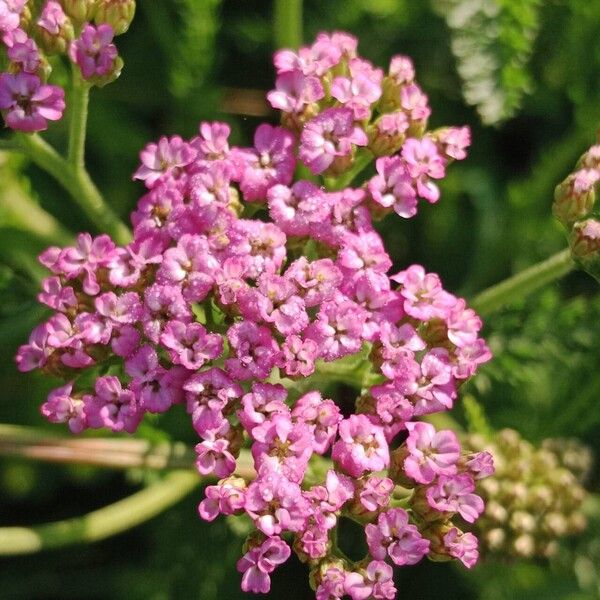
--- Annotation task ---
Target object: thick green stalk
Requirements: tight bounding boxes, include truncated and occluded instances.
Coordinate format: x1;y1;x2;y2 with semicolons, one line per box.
67;73;90;169
0;470;200;555
470;249;574;316
15;133;131;245
273;0;302;49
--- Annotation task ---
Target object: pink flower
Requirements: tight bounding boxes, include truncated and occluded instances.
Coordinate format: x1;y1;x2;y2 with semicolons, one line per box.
332;414;389;477
191;121;231;165
15;323;52;372
425;473;484;523
237;536;291;594
37;1;67;35
316;568;346;600
251;413;314;482
198;477;246;521
278;335;319;377
38;276;77;312
391;264;455;321
292;391;342;454
368;156;417;218
305;296;368;361
463;450;495;480
358;476;394;512
84;376;141;433
0;72;64;132
69;24;118;80
238;383;289;435
444;527;479;568
133;136;197;189
160;320;223;370
7;35;41;73
225;321;280;381
195;439;236;478
401;137;445;203
244;470;308;536
235;124;296;202
299;108;368;174
330;70;382;120
404;421;460;484
363;561;397;599
435;126;471;161
267;70;324;114
41;383;87;433
365;508;430;565
267;181;330;237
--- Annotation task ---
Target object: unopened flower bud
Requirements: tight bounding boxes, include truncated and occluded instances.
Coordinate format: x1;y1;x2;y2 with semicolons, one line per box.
368;111;408;156
94;0;135;35
553;169;598;226
510;510;536;533
61;0;98;22
513;534;535;558
570;219;600;279
485;527;505;551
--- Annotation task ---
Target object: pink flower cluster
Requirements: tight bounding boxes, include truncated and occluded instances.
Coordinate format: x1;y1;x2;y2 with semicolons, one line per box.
0;0;122;132
268;32;471;218
17;31;493;598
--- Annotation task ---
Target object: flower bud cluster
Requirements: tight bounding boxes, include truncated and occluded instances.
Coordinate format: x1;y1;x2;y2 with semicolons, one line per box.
268;31;471;218
0;0;131;132
17;31;493;597
553;142;600;278
465;430;590;560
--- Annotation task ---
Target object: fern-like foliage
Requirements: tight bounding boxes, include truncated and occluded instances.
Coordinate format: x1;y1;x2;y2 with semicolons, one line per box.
433;0;542;125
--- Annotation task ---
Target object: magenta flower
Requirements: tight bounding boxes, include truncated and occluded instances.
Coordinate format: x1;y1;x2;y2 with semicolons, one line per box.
84;376;141;433
444;527;479;568
292;391;342;454
365;508;430;565
358;476;394;512
235;124;296;201
267;70;324;114
37;1;68;35
401;137;445;203
332;414;389;477
160;320;223;370
0;72;64;132
195;439;236;478
133;135;197;189
237;536;291;594
425;474;485;523
363;561;397;599
404;421;460;484
299;108;368;174
41;383;87;433
7;34;41;73
69;23;118;80
368;156;417;218
198;477;246;522
244;470;308;536
316;568;346;600
330;70;382;120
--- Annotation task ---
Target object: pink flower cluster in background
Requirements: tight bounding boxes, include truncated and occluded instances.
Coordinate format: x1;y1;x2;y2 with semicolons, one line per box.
17;30;493;598
0;0;124;132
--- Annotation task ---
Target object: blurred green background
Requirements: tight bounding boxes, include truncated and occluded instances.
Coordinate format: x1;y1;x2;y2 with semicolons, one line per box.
1;0;599;598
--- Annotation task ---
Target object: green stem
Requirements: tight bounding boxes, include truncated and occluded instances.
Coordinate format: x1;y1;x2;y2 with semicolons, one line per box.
470;249;574;316
273;0;302;49
0;470;200;555
326;151;374;191
15;133;131;245
67;73;90;169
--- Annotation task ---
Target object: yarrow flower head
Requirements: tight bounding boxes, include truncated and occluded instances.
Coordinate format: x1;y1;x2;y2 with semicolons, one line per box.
17;30;493;598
